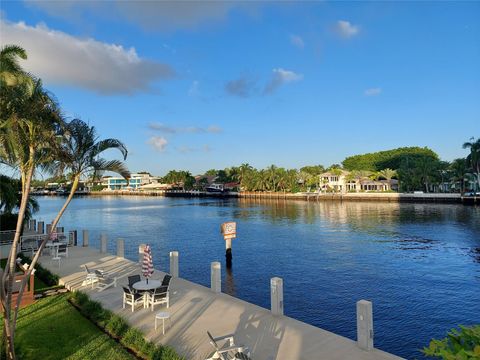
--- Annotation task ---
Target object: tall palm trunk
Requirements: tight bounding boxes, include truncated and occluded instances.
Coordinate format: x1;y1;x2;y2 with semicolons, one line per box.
1;146;34;360
476;164;480;191
50;175;79;233
11;176;80;330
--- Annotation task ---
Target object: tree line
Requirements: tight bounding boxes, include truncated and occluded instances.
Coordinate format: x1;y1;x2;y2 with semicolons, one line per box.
162;142;479;194
0;45;130;359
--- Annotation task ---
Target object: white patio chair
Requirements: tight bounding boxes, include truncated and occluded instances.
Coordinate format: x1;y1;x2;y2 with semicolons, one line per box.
82;265;104;288
147;274;171;311
57;243;68;258
122;286;144;312
205;331;251;360
94;270;117;292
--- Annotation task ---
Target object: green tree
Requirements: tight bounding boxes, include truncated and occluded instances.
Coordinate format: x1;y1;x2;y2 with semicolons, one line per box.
162;170;195;190
463;137;480;191
342;146;439;171
0;45;29;86
0;175;39;221
450;158;468;194
204;169;217;176
423;325;480;359
377;168;397;190
0;79;62;359
237;163;253;189
50;118;129;235
299;165;325;176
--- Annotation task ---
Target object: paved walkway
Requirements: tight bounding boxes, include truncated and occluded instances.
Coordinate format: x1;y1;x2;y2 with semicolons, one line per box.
38;247;404;360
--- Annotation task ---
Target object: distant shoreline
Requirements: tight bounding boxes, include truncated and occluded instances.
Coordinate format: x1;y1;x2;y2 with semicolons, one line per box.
75;190;478;204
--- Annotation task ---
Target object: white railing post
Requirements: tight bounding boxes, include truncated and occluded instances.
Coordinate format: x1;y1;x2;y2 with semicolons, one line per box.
82;230;89;247
357;300;374;351
117;238;124;258
211;262;221;293
29;219;36;232
170;251;179;277
100;233;107;253
69;230;78;246
270;277;284;316
37;221;44;234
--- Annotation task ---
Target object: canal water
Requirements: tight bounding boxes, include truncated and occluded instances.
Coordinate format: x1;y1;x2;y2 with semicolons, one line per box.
34;196;480;359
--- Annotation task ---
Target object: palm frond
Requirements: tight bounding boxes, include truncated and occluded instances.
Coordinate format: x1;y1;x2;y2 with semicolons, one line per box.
91;158;130;179
92;138;128;160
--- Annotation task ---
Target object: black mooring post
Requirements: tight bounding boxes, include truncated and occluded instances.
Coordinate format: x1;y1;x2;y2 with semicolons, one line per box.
226;247;232;268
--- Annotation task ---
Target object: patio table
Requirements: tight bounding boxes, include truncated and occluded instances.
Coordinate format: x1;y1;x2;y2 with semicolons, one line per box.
132;280;162;308
132;280;161;291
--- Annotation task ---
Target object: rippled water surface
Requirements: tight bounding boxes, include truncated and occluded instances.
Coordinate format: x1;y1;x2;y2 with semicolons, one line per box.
35;196;480;359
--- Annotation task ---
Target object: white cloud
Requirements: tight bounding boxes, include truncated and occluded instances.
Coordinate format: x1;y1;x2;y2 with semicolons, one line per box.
25;1;256;31
264;68;303;94
0;19;174;94
336;20;360;38
147;136;168;152
289;34;305;49
148;122;222;134
364;88;382;96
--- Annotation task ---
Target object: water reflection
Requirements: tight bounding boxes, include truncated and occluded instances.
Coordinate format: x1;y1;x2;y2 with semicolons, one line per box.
34;196;480;359
235;199;480;263
225;266;236;296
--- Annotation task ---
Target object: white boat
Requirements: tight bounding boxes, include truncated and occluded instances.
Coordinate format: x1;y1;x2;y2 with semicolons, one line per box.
55;188;69;195
206;184;224;193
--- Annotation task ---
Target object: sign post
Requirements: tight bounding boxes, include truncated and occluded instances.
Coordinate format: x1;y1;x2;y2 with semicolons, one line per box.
221;221;236;268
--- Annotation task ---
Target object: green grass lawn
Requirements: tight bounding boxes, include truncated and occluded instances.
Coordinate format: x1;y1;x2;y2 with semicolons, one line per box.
5;294;135;360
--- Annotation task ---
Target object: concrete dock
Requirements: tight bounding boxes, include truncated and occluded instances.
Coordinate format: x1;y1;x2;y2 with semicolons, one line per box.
38;247;404;360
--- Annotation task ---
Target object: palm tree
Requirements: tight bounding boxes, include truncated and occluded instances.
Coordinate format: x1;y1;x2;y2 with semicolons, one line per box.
0;77;62;360
377;168;397;191
48;118;129;235
267;165;278;191
0;175;39;221
0;175;17;214
463;137;480;191
0;45;28;86
237;163;253;189
450;158;467;194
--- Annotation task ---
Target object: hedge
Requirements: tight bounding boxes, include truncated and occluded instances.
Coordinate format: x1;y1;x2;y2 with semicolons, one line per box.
70;291;184;360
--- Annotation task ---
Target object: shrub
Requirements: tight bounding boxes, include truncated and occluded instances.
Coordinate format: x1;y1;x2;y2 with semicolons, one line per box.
71;291;184;360
423;325;480;359
121;327;147;354
141;341;157;359
83;299;107;323
105;314;129;338
155;346;182;360
71;290;89;307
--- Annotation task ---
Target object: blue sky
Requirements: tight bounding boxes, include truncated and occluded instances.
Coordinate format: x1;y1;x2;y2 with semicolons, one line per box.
1;1;479;176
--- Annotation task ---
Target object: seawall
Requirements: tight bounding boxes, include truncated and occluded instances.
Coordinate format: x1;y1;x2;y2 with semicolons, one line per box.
87;190;468;204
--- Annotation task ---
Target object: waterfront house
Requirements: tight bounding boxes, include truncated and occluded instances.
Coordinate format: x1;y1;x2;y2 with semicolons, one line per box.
105;173;160;191
319;170;350;192
319;170;398;193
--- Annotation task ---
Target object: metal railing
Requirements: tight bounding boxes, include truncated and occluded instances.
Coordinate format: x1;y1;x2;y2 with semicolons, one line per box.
0;230;16;245
20;232;69;253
